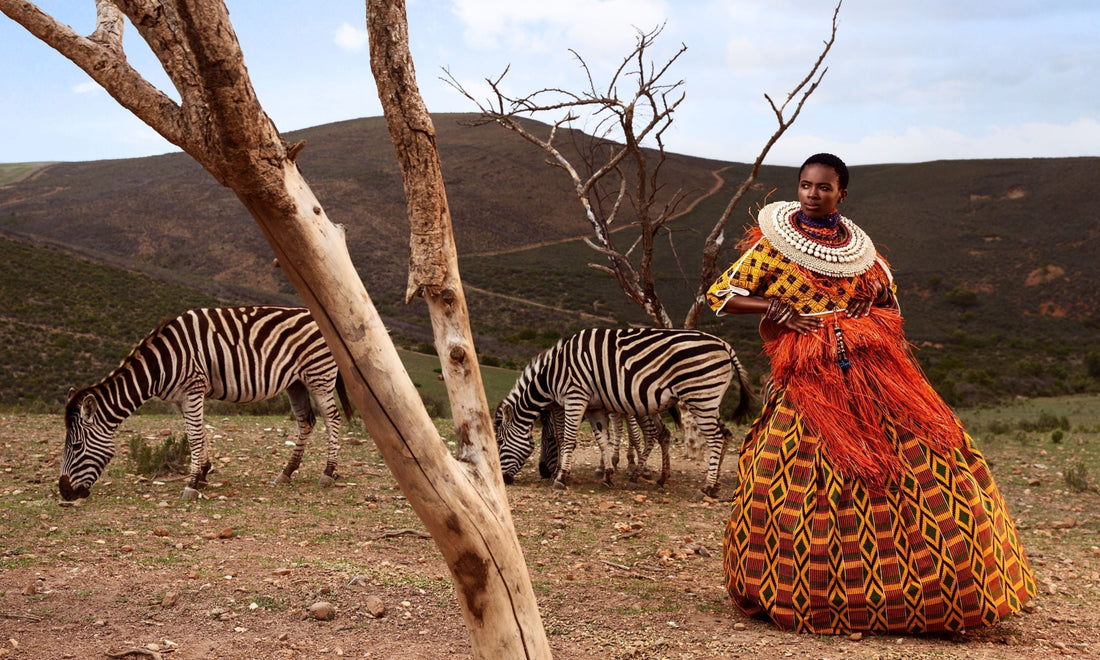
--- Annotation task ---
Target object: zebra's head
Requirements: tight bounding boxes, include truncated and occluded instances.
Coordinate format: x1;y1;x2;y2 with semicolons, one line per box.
493;399;534;484
60;388;117;501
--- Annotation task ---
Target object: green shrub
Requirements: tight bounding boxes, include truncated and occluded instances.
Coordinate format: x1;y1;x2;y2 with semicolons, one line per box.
420;394;448;419
1087;352;1100;379
1064;462;1098;493
944;286;978;307
128;433;190;477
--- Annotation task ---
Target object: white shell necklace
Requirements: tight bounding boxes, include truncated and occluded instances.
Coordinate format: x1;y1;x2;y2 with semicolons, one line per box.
757;200;877;278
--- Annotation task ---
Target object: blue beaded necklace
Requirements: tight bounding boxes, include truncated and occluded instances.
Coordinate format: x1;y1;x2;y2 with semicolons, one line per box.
795;209;842;230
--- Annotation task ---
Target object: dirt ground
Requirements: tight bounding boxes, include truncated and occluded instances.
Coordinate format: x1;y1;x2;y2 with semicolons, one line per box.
1;411;1098;659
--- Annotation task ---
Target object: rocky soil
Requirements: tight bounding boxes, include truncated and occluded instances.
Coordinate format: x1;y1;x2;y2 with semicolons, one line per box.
1;412;1098;659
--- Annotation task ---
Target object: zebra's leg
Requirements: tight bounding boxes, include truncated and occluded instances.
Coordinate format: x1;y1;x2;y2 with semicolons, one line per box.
657;420;672;488
538;406;563;479
693;415;730;500
312;378;342;487
607;411;623;472
625;415;647;480
633;415;661;482
633;415;669;487
587;410;615;485
552;406;586;490
180;391;210;500
275;381;316;485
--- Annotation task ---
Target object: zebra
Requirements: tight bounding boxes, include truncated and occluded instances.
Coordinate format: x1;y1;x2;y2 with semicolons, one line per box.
60;306;353;501
494;327;753;499
537;407;668;486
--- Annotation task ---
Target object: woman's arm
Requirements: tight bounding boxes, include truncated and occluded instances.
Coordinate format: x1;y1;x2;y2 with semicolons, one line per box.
717;295;822;335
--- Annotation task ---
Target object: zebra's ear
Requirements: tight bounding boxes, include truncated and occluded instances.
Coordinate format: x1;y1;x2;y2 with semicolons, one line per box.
79;395;97;422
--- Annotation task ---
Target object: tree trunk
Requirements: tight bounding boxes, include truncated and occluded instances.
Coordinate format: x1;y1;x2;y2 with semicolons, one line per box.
1;0;550;656
365;1;550;656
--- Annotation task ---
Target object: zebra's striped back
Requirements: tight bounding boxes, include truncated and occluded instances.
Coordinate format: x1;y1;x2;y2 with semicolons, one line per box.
61;306;344;500
495;327;751;488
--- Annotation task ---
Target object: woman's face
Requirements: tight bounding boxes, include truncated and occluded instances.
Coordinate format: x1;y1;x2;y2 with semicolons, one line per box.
797;163;847;219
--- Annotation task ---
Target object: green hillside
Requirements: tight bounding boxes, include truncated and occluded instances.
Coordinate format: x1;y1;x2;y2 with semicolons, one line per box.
0;235;226;407
0;234;520;412
1;116;1097;409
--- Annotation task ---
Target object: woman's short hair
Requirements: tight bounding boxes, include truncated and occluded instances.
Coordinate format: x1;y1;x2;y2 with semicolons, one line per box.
800;153;849;189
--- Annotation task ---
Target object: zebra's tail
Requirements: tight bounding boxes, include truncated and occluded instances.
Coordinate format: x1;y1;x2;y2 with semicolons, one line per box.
729;349;756;423
335;372;355;422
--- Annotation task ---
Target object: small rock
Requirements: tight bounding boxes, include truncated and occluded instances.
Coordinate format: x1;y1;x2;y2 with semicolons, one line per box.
733;622;746;631
120;545;133;553
273;567;292;576
153;527;171;537
1027;478;1041;486
161;591;178;608
849;632;863;641
308;601;336;621
218;527;234;539
365;595;386;618
278;632;290;642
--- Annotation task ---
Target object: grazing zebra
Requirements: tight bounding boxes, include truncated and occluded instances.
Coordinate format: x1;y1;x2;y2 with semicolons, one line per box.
538;407;667;486
495;327;753;499
61;306;352;501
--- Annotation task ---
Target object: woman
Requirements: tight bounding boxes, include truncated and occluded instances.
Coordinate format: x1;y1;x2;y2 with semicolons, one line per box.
707;153;1035;634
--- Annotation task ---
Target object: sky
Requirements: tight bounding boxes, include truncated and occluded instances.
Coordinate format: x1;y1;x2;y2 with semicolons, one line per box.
1;0;1098;166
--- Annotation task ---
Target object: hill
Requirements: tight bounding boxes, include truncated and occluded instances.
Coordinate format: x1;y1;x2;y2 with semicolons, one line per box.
1;114;1097;408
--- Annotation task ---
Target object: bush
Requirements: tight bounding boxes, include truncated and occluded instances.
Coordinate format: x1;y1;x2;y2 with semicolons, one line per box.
944;286;978;307
420;394;448;419
128;433;190;477
1064;462;1098;493
1087;351;1100;379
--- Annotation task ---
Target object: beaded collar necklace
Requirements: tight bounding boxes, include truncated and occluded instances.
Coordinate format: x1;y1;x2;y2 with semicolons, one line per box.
796;209;841;230
757;200;877;277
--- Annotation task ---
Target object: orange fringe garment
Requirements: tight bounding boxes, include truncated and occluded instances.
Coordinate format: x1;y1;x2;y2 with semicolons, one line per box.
764;308;964;486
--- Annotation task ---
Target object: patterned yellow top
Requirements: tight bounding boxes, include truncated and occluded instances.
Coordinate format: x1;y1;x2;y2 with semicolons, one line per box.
707;232;895;316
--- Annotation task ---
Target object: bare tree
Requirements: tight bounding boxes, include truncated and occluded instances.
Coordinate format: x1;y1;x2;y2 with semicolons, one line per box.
446;6;841;331
0;0;549;656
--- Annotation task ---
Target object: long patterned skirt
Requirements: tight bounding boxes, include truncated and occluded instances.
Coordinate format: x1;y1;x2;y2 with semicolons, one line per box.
723;390;1036;634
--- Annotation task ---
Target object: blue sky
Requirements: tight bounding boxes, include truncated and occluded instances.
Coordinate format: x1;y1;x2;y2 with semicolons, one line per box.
2;0;1098;166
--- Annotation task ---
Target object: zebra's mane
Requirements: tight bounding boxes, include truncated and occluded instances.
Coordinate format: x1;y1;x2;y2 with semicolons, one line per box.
70;314;178;404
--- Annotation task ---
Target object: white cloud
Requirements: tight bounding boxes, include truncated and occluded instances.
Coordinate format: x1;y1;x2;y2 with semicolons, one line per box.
774;119;1100;166
333;22;368;53
71;81;100;95
450;0;668;59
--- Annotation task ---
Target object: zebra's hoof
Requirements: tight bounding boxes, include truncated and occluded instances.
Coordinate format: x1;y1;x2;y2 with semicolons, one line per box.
318;475;336;488
551;479;567;490
273;473;292;486
181;486;200;501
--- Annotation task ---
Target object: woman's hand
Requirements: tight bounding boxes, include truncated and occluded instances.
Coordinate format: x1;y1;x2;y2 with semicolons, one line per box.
848;297;874;318
783;313;824;335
